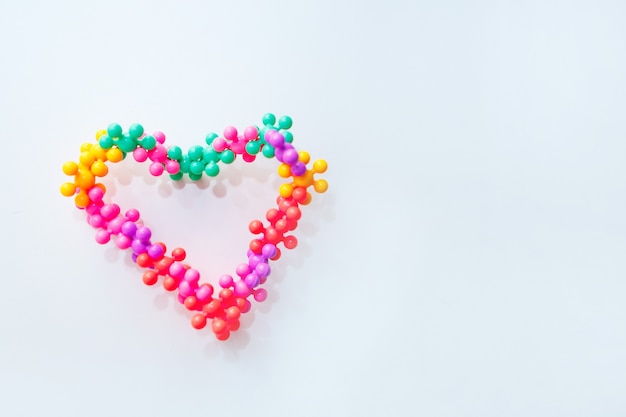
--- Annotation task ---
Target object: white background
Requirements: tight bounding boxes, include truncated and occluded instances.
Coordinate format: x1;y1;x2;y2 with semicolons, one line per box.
1;1;625;416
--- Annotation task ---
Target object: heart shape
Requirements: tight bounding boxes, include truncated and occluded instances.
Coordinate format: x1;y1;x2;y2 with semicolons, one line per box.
60;113;328;341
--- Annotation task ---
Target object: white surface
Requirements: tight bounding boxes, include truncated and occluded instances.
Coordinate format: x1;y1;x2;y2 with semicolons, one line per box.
1;1;625;416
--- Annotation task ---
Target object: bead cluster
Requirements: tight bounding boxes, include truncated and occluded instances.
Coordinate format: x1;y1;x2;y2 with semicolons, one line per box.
60;113;328;341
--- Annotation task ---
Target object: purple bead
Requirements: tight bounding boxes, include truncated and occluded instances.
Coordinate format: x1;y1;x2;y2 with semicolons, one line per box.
244;273;260;289
255;262;271;278
262;244;277;259
135;226;152;241
147;244;164;259
248;254;263;269
266;130;285;148
121;221;137;237
131;239;147;254
291;161;306;176
275;147;284;162
283;148;298;164
131;253;138;262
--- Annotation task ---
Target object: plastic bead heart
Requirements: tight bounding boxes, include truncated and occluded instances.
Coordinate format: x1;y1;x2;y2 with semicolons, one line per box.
60;113;328;341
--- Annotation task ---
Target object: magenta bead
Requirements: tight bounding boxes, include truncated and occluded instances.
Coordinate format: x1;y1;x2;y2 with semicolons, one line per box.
178;280;194;297
101;204;120;220
253;288;268;302
133;147;148;162
233;280;251;297
95;230;110;244
148;144;167;162
244;273;260;288
242;153;255;163
147;244;164;259
153;131;166;144
121;221;137;237
219;274;234;288
88;187;104;202
230;140;245;155
131;239;147;254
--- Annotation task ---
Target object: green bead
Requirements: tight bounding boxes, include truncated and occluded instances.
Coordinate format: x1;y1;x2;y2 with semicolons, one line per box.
189;172;203;181
220;149;235;164
107;123;122;138
278;116;292;130
167;145;183;160
262;113;276;126
140;135;156;151
245;140;261;155
189;160;205;175
262;144;275;158
188;145;204;161
203;148;219;163
259;127;269;141
117;135;137;153
204;161;220;177
169;172;184;181
129;123;144;139
99;135;113;150
180;156;191;173
282;131;293;143
205;132;218;145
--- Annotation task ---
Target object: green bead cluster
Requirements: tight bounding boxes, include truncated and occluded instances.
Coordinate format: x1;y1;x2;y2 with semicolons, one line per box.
98;123;156;158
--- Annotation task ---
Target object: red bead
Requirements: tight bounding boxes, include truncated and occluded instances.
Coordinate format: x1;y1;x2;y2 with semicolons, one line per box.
249;220;264;234
203;299;222;318
163;276;178;291
283;235;298;249
227;319;241;331
275;218;288;233
212;318;227;334
225;306;241;320
249;239;263;253
191;314;207;329
266;208;281;224
285;206;301;220
184;296;199;310
292;187;307;203
136;253;152;268
142;270;158;286
171;247;186;262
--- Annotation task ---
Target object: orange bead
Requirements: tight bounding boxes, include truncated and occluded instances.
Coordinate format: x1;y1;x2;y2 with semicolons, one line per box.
293;170;314;188
74;191;90;208
91;144;108;162
75;169;95;190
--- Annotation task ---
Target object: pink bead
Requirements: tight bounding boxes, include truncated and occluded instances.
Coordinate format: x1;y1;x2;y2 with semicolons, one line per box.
219;274;233;288
235;263;251;278
153;131;166;144
88;187;104;202
223;126;238;141
107;217;125;234
233;280;251;297
85;203;101;216
196;284;214;302
230;140;245;155
212;138;228;152
148;144;167;162
168;262;185;279
101;204;120;220
89;214;105;228
242;153;256;163
149;162;164;176
133;147;148;162
125;208;140;222
116;235;132;249
178;280;194;298
253;288;268;302
165;160;180;174
244;126;258;141
95;230;110;244
184;268;200;283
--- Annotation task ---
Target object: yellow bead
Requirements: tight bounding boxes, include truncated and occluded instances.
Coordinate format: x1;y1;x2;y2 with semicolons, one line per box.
106;147;124;163
62;161;78;176
313;179;328;193
298;151;310;164
91;143;108;161
95;129;107;140
277;163;292;178
80;142;92;152
60;182;76;197
79;151;96;167
91;160;109;177
74;191;90;208
279;183;293;198
313;159;327;173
